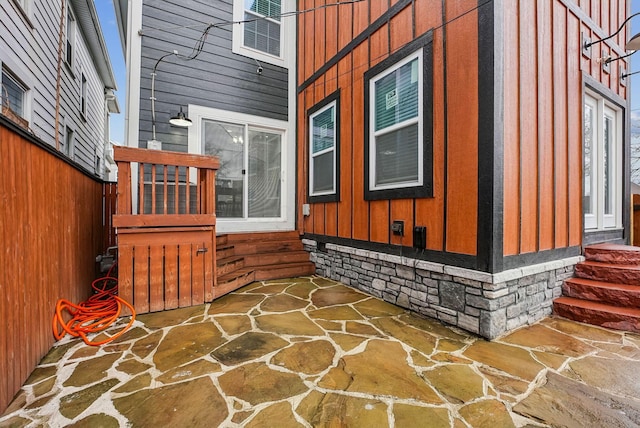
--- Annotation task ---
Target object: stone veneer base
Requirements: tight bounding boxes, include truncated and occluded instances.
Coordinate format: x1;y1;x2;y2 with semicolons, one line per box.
302;239;583;339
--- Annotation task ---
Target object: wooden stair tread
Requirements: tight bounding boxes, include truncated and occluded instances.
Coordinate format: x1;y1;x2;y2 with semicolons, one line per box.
222;231;300;243
217;262;315;282
577;261;640;270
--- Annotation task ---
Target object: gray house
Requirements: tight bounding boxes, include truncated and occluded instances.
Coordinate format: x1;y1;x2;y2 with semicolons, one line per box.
0;0;119;177
115;0;296;233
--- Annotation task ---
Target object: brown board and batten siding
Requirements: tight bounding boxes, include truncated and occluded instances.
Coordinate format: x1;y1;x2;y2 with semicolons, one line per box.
502;0;628;266
0;117;104;413
297;0;629;273
297;0;482;266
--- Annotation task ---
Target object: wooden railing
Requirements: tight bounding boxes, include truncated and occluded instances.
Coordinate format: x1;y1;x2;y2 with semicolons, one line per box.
113;147;220;314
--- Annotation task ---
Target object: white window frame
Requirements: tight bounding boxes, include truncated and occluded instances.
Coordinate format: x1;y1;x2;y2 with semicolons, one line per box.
368;50;424;191
187;105;295;233
232;0;293;68
309;100;337;197
66;5;76;67
583;91;622;231
1;68;27;118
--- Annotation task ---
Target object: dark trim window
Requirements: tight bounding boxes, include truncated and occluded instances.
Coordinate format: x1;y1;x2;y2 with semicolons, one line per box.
308;90;340;203
80;73;87;117
364;32;433;200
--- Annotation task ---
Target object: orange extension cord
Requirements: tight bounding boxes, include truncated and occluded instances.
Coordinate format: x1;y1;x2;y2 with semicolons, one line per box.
52;263;136;346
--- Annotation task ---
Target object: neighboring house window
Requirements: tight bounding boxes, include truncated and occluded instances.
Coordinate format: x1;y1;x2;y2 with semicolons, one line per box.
1;68;26;119
80;73;87;117
364;33;433;200
64;126;74;158
66;6;76;66
232;0;290;68
308;90;340;202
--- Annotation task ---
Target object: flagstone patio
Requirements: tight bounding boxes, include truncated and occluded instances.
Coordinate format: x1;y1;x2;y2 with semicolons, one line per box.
2;276;640;427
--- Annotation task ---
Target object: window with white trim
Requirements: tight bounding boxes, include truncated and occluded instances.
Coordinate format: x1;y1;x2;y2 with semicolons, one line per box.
583;91;622;231
66;6;76;67
364;34;433;200
1;67;31;129
1;68;27;119
232;0;290;67
308;91;340;202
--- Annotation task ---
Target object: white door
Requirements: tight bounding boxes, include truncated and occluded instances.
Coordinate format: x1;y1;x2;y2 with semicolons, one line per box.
583;92;622;231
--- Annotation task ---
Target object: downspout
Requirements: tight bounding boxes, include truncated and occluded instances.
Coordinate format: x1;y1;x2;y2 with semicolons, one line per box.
54;0;66;151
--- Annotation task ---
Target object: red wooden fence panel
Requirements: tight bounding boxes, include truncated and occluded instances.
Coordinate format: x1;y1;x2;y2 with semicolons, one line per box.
0;119;103;413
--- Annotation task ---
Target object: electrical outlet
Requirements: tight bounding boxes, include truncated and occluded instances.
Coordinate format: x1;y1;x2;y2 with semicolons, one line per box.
391;220;404;236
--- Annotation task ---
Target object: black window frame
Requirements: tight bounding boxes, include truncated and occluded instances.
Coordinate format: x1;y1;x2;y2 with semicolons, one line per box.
307;89;341;203
364;31;433;200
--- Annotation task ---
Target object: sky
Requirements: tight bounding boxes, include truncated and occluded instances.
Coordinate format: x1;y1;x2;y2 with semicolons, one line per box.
95;0;125;145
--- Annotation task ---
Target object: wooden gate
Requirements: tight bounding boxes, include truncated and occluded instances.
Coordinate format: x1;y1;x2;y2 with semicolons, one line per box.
113;147;219;314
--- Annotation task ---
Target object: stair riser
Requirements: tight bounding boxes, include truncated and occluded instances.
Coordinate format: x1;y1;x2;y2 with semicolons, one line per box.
563;281;640;308
575;264;640;286
216;246;235;260
231;241;304;255
223;231;300;244
243;252;310;267
217;259;245;277
554;301;640;333
585;248;640;265
254;264;316;281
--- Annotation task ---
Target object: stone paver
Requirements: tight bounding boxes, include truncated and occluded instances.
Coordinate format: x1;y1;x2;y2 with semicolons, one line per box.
2;275;640;427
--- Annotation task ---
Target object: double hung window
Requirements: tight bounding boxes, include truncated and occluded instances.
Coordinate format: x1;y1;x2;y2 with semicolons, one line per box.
364;34;433;200
308;91;340;201
1;69;26;119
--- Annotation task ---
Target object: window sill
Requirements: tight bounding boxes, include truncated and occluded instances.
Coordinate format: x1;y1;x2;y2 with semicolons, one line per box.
64;61;75;79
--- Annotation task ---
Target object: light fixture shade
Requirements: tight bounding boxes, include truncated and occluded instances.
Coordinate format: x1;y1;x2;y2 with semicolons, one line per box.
626;32;640;50
169;107;193;127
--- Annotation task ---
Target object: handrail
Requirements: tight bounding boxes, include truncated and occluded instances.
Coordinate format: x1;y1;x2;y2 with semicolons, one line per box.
113;146;219;226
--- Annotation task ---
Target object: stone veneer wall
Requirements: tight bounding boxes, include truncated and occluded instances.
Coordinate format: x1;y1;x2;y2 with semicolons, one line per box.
303;239;582;339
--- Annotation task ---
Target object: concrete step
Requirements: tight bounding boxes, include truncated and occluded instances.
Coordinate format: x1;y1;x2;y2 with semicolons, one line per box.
563;277;640;308
584;244;640;265
553;297;640;333
574;261;640;286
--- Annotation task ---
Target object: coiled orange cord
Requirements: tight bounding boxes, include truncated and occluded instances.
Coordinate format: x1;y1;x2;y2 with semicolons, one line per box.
52;263;136;346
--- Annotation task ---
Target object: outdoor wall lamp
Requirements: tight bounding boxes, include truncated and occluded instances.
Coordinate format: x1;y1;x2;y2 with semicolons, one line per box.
169;106;193;127
149;51;193;150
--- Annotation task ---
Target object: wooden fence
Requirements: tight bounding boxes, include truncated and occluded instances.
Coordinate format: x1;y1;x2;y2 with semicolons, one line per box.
103;182;118;250
0;118;104;413
113;146;219;314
